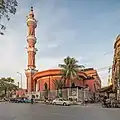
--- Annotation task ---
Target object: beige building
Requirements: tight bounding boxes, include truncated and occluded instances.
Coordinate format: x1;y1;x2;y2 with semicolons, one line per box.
112;35;120;99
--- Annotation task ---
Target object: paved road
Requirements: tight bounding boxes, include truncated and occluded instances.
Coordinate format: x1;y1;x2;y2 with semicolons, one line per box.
0;103;120;120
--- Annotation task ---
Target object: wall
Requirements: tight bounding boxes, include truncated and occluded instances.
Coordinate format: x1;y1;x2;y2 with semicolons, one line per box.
84;80;95;92
33;68;101;93
37;76;96;92
37;76;62;91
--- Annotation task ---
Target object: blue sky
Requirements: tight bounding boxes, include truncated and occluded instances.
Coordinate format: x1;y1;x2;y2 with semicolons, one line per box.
0;0;120;87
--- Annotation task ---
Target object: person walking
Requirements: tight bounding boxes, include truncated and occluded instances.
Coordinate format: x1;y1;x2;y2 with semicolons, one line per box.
31;95;34;104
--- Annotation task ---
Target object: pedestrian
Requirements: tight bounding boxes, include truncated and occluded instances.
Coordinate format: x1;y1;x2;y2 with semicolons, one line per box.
31;96;33;104
84;98;88;105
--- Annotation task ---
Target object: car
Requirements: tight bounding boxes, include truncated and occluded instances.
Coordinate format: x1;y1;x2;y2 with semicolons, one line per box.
17;98;32;103
17;98;25;103
52;98;71;106
24;98;31;103
9;98;18;103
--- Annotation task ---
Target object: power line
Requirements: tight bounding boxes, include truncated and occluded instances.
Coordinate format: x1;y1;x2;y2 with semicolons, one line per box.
83;66;112;72
93;66;112;72
83;51;113;64
103;51;113;55
82;51;113;72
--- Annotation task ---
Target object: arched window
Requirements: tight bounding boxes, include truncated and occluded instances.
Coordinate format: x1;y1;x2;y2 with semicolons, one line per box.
71;82;75;87
44;82;48;90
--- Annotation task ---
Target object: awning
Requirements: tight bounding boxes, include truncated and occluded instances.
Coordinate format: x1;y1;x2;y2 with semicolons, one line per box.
99;85;113;93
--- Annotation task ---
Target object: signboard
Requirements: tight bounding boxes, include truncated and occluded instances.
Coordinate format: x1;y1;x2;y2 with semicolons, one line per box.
71;89;77;96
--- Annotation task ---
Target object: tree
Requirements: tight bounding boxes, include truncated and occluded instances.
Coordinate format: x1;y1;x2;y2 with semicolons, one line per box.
53;79;64;90
59;56;85;87
44;82;48;90
53;79;65;97
0;77;18;97
0;0;18;35
44;82;48;99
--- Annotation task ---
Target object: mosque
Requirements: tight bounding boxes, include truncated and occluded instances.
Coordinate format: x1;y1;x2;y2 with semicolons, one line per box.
24;7;101;96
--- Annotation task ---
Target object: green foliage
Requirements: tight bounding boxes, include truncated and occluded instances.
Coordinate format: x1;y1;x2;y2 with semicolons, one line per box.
53;79;65;90
53;79;64;97
59;56;85;87
0;0;18;35
0;77;18;97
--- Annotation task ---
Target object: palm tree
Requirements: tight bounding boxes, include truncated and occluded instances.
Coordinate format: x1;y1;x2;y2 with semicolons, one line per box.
44;82;48;90
44;82;48;99
59;56;85;87
53;79;65;97
53;79;65;90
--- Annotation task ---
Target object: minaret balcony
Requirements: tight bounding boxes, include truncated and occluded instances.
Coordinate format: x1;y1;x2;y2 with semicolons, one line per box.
27;18;37;27
25;68;38;74
27;36;36;42
26;47;37;53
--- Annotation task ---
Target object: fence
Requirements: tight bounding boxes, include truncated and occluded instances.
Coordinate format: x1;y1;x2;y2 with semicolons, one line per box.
26;88;94;101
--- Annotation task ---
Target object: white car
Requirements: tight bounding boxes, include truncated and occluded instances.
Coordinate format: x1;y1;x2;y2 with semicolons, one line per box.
52;98;71;106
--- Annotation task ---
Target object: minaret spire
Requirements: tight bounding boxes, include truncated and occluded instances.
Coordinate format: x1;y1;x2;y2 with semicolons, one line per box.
25;7;38;93
31;6;33;11
28;6;34;18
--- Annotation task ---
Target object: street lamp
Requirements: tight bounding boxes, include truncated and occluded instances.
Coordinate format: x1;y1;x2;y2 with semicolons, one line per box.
17;72;22;89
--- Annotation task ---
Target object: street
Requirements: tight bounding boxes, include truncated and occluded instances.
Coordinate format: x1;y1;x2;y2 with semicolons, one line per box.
0;103;120;120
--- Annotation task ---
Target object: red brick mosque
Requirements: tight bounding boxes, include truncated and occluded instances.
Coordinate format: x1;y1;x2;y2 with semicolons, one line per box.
25;7;101;94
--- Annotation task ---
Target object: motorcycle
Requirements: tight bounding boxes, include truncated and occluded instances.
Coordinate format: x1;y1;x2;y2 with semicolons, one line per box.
101;100;111;108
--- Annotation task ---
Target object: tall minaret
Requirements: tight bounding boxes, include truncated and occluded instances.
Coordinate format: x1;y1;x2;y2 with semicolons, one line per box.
25;7;38;93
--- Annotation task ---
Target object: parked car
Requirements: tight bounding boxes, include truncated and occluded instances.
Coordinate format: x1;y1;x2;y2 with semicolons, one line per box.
52;98;71;106
24;98;31;103
9;97;38;104
9;98;18;103
17;98;25;103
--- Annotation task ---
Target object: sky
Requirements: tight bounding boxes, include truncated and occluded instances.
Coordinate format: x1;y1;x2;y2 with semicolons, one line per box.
0;0;120;88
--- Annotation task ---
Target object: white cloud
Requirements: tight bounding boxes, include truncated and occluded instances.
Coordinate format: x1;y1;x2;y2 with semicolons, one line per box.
47;40;64;48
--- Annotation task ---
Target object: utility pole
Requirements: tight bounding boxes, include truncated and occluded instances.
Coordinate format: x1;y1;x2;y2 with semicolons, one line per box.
108;67;111;86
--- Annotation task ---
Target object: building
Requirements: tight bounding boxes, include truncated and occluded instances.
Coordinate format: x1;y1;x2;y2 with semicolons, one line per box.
83;68;101;92
100;34;120;99
32;68;101;92
25;7;101;96
112;35;120;99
